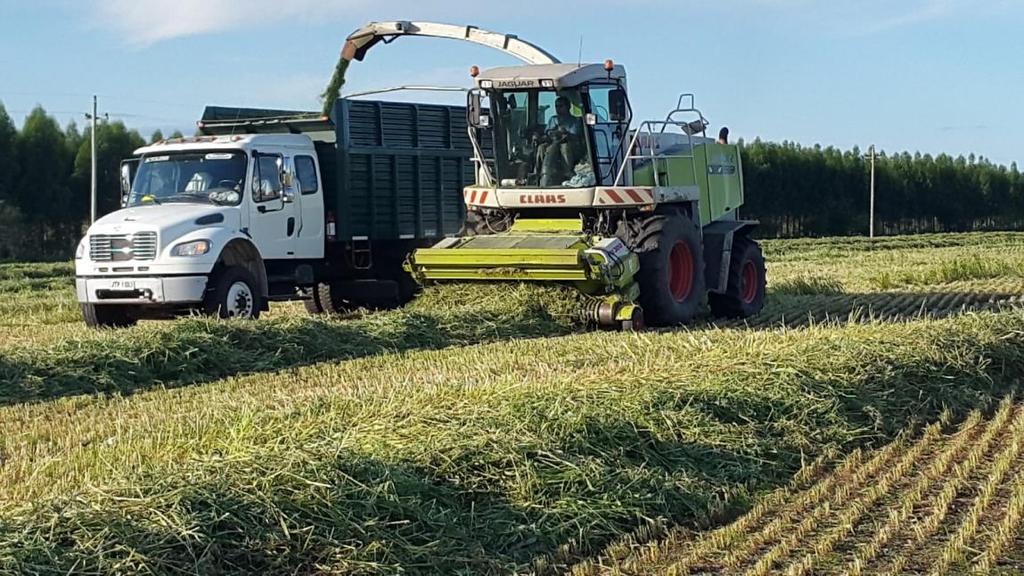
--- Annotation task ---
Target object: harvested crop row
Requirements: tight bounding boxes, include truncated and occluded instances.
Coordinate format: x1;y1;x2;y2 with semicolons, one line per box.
722;284;1024;330
582;396;1024;575
2;313;1024;574
0;283;586;405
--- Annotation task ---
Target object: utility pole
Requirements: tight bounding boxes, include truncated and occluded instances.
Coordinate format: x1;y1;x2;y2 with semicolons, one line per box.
869;145;876;238
85;96;108;224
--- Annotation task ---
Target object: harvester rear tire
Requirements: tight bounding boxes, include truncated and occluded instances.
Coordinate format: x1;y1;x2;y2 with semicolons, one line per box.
709;236;767;319
637;214;706;327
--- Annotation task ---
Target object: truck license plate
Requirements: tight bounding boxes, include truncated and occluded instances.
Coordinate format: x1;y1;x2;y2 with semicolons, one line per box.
111;280;136;289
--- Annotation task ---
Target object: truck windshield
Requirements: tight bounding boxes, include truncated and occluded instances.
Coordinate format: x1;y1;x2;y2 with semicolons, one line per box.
129;152;247;206
490;89;595;188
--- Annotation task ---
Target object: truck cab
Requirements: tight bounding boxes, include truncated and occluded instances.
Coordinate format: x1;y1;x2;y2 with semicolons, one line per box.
75;134;321;326
75;99;473;328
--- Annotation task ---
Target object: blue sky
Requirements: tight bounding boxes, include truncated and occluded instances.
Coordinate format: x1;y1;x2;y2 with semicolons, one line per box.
1;0;1021;165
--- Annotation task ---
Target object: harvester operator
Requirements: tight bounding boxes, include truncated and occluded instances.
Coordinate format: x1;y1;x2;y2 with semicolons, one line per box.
538;96;583;186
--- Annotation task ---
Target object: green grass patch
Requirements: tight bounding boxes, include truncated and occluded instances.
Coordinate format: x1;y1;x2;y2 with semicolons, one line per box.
770;275;845;295
0;283;585;406
1;312;1023;574
0;262;73;282
871;255;1024;290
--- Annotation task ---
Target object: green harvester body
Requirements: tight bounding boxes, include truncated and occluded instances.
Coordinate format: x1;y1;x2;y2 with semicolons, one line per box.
405;63;757;328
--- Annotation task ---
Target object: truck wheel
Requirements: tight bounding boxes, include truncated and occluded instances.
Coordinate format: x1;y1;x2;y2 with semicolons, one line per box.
637;214;706;326
204;267;262;320
304;282;349;315
81;304;137;329
709;236;767;319
392;270;421;305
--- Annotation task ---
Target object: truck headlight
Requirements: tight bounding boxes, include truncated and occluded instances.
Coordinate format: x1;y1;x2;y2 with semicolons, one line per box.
75;240;86;260
171;240;211;257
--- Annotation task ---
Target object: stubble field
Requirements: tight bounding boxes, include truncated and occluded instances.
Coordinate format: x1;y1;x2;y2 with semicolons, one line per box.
1;231;1023;574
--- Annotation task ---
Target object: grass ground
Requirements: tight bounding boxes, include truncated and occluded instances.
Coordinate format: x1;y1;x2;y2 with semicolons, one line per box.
579;395;1024;575
0;232;1023;574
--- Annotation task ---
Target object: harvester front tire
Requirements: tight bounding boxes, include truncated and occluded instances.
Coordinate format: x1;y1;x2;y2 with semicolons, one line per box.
709;236;767;319
637;215;706;327
81;304;137;329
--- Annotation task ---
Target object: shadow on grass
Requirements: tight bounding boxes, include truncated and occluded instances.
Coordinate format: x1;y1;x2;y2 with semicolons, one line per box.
717;290;1023;331
4;316;1023;574
0;309;574;408
0;422;767;575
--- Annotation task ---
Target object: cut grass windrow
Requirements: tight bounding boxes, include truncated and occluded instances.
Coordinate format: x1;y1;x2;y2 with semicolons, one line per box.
844;397;1019;576
0;283;586;406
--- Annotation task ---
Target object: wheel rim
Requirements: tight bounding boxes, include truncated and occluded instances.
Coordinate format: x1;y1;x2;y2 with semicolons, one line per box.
740;260;758;304
226;281;255;318
668;241;694;302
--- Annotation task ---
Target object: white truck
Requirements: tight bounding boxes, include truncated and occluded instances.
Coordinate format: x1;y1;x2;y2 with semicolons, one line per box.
74;101;474;327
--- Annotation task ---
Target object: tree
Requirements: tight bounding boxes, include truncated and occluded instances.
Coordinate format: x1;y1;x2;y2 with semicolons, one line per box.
169;130;184;139
15;106;74;257
73;121;146;218
150;129;164;144
0;102;18;206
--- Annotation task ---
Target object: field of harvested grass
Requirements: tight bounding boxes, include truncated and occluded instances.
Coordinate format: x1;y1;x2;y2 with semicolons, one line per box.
0;232;1023;574
582;395;1024;575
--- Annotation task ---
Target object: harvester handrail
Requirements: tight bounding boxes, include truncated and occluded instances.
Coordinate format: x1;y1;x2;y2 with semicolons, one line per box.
613;118;702;188
467;126;495;187
675;93;697;111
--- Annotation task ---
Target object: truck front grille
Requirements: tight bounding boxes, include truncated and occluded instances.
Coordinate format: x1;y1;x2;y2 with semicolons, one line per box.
90;232;158;262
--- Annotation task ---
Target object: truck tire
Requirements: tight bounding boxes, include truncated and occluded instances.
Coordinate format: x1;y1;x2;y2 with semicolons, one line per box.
709;236;767;319
204;267;262;320
391;269;420;304
637;214;706;326
81;304;137;329
304;282;349;316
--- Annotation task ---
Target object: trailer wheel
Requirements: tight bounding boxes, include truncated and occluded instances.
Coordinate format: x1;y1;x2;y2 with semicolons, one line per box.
637;214;706;326
304;282;349;316
81;304;137;329
709;236;767;319
204;267;262;320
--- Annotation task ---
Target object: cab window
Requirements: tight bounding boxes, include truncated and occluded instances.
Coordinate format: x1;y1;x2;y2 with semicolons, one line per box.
253;154;283;202
295;155;319;195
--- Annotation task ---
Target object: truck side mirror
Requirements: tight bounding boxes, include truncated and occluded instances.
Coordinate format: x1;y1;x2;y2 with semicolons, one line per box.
120;158;139;207
281;169;296;203
609;88;628;123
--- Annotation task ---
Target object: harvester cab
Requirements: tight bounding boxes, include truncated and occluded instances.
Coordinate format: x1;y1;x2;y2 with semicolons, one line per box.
342;21;768;329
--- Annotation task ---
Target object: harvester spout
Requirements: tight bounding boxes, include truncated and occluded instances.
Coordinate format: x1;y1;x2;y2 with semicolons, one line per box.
322;20;561;115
